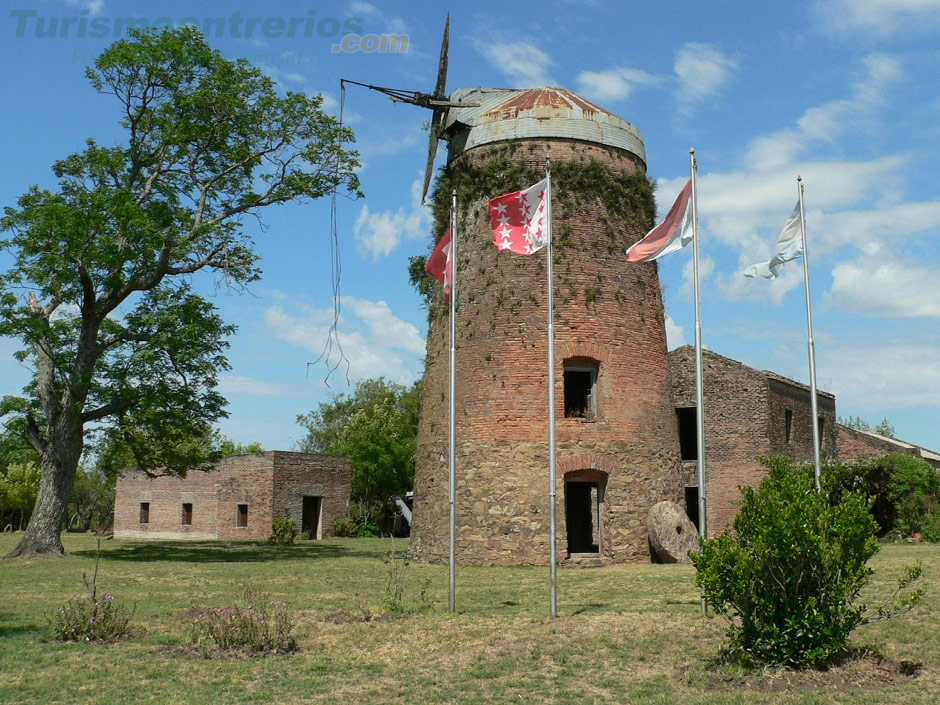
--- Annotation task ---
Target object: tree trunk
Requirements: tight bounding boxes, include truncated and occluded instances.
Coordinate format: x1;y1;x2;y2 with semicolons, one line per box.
6;418;83;559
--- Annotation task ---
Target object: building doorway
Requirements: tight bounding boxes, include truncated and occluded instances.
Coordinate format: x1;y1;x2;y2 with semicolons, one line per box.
302;496;322;539
563;469;607;556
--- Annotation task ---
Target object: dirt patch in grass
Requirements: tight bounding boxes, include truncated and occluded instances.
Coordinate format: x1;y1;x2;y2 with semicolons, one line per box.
682;649;922;693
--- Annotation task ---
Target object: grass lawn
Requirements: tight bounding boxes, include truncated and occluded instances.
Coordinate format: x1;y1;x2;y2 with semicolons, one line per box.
1;533;938;704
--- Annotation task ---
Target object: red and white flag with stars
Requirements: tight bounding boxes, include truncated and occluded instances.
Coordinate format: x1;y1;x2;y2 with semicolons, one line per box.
488;178;549;255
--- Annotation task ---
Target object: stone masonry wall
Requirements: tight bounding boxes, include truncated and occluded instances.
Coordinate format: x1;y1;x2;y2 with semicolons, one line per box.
413;138;684;565
113;454;275;541
270;452;351;539
669;347;837;535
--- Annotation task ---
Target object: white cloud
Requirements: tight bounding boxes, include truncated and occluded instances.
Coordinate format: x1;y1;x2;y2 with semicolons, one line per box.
575;66;662;104
673;42;738;115
825;339;940;411
664;315;686;350
263;297;424;386
680;255;715;301
63;0;104;16
828;255;940;320
813;0;940;37
353;176;431;260
744;54;902;170
218;376;309;398
472;37;556;88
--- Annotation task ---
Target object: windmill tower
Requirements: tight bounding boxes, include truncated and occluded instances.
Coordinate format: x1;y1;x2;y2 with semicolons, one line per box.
410;87;685;565
342;21;684;565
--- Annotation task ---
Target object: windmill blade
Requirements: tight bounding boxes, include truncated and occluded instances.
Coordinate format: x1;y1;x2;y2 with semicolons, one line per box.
422;15;450;202
435;14;449;99
422;109;445;202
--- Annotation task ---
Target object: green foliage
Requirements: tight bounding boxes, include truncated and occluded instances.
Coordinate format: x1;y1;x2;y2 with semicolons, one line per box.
824;454;940;537
838;414;872;432
331;516;359;538
0;27;359;555
67;465;115;532
0;462;41;529
297;378;421;526
874;417;896;438
411;147;656;307
48;592;135;642
693;456;893;668
268;517;298;546
47;534;134;642
217;438;265;456
191;586;297;655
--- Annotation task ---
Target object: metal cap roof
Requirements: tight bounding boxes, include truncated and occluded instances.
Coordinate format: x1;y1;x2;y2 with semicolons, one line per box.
443;87;646;165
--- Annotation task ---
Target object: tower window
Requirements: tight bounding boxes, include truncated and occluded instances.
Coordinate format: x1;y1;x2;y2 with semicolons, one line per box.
564;360;598;419
676;407;697;461
139;502;150;524
181;503;193;526
237;503;249;528
785;409;793;443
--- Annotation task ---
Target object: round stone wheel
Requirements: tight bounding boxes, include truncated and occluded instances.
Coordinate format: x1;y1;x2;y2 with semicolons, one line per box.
647;501;699;563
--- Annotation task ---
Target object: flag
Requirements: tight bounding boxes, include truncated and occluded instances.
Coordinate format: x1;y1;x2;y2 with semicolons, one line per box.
424;227;453;300
625;179;693;262
744;203;803;279
489;178;548;255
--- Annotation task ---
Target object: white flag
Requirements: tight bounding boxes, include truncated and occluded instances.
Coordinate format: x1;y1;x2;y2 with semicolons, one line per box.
744;203;803;279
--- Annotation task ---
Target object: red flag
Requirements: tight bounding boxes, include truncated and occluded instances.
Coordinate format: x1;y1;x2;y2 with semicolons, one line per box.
488;178;549;255
625;179;693;262
424;227;453;300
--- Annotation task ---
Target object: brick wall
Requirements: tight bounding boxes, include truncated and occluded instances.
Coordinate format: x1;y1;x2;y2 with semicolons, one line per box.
413;138;684;565
669;347;837;535
114;452;350;541
270;452;351;538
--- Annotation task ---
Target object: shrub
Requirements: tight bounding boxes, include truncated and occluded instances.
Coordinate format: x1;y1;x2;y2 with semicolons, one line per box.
693;456;921;668
824;454;940;537
47;534;134;642
332;516;358;537
48;592;134;642
191;586;297;655
268;516;298;546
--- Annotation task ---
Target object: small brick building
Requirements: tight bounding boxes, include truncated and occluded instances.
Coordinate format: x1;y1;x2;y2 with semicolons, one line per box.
113;452;350;541
669;346;838;536
836;425;940;470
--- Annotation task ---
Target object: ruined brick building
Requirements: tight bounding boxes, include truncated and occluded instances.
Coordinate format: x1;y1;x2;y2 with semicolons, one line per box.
113;452;350;541
411;86;937;566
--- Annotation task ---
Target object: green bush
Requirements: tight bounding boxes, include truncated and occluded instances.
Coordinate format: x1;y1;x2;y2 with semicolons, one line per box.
693;457;886;667
268;517;298;546
48;592;135;642
191;586;297;655
824;454;940;537
332;516;358;537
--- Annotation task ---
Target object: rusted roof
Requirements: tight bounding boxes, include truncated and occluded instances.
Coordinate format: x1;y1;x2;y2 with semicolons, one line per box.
481;88;611;121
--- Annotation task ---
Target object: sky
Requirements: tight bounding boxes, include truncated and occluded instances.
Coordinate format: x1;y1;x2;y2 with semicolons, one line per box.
2;0;940;452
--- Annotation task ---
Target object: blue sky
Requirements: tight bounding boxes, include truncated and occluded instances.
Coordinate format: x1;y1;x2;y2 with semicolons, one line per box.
2;0;940;452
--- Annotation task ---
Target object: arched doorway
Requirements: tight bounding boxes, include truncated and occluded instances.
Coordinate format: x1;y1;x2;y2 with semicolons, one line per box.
563;469;608;556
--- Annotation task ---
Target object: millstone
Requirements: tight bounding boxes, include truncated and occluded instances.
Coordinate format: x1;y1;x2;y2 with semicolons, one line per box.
647;501;699;563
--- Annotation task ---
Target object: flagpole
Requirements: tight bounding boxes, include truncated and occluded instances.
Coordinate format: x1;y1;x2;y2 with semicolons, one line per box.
545;156;558;619
689;148;707;615
798;177;822;491
448;189;458;612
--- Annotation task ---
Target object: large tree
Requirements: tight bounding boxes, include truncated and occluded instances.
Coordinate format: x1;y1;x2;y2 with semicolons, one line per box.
0;28;359;558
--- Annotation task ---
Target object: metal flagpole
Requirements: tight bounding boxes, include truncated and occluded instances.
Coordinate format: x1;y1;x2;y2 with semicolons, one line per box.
545;156;558;619
690;149;707;616
448;189;458;612
798;177;822;491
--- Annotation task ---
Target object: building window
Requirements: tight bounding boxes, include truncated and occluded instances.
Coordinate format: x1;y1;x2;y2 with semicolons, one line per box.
676;407;697;461
563;360;598;419
237;503;249;528
139;502;150;524
181;503;193;526
818;416;825;443
785;409;793;443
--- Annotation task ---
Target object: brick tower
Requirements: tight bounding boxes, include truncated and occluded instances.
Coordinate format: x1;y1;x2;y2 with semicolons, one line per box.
411;87;683;565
